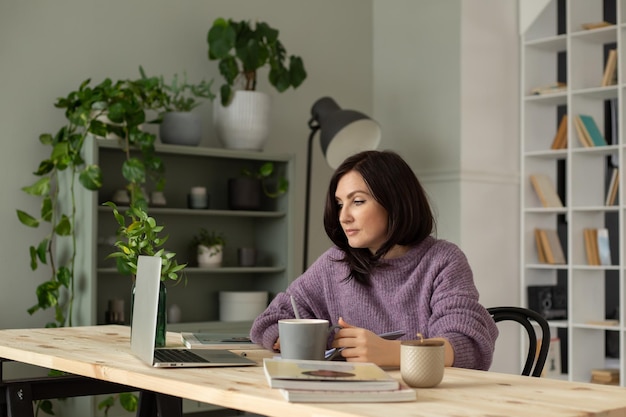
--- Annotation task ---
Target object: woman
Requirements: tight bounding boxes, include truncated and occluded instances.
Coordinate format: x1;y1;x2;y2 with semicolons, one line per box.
250;150;498;369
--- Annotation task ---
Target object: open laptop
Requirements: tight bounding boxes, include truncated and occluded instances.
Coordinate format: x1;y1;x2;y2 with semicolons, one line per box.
131;255;256;368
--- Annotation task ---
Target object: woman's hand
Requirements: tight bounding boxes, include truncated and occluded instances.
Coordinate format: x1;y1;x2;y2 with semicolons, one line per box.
273;338;280;352
331;317;401;367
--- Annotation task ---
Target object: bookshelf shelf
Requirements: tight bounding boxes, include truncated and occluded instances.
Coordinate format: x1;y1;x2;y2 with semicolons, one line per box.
521;0;624;386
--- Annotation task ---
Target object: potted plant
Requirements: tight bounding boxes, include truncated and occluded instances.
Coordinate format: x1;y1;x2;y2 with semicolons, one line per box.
228;162;288;210
140;66;215;146
207;18;307;150
191;228;226;268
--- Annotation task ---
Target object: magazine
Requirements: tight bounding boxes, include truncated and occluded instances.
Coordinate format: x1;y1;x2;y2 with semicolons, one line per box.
263;358;399;391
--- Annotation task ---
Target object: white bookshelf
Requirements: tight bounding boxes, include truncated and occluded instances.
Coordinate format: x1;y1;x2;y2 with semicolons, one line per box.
521;0;623;385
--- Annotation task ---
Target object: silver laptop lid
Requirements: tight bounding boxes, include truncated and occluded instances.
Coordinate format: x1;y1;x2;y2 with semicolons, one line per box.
130;255;162;365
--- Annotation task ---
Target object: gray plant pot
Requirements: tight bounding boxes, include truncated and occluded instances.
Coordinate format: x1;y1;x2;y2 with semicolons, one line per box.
228;178;261;210
160;111;202;146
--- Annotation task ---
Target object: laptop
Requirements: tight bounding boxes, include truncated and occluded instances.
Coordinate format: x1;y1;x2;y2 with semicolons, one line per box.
130;255;256;368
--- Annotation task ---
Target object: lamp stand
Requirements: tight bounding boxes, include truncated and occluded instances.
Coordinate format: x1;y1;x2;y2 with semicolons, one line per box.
303;120;320;272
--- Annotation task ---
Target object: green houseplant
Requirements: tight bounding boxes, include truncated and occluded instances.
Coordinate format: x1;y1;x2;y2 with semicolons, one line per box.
16;69;181;416
140;66;216;146
16;73;169;329
228;161;289;210
207;18;307;105
191;228;226;268
207;18;307;151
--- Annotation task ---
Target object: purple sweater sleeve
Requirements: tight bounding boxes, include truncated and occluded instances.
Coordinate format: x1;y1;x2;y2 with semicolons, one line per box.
250;237;498;370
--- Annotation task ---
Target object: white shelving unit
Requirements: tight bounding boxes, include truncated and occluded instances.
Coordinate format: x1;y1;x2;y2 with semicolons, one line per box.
73;138;295;415
521;0;624;385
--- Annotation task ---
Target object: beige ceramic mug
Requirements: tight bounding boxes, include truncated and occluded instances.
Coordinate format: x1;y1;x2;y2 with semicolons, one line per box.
400;334;445;388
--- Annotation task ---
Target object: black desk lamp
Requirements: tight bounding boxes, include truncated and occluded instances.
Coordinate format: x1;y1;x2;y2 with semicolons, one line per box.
303;97;381;272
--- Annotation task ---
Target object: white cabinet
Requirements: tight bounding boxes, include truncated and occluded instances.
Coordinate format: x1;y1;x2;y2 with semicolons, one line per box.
521;0;624;384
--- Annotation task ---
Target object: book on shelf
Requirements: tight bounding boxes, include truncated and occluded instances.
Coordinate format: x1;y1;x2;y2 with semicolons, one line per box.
601;49;618;87
529;174;563;208
590;368;619;385
540;338;561;378
581;21;614;30
263;358;399;391
535;228;566;265
530;82;567;96
180;332;262;350
605;168;619;206
577;115;608;147
596;228;612;266
278;382;416;403
534;229;547;264
583;228;609;266
573;114;593;147
550;114;568;150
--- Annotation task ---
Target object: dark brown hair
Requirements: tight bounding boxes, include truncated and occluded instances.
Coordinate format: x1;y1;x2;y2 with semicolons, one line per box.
323;150;434;285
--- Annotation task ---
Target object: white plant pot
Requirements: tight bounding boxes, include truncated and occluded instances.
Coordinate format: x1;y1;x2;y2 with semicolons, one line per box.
197;244;223;268
213;91;271;151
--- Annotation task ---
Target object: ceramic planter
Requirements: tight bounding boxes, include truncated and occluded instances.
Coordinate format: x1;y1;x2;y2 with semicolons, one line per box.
213;91;270;151
228;178;262;210
160;112;202;146
197;244;223;268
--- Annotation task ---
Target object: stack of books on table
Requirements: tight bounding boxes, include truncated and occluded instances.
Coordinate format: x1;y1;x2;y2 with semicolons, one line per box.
262;358;416;403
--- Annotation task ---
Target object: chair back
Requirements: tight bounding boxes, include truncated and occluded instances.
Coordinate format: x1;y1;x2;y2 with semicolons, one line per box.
487;306;550;377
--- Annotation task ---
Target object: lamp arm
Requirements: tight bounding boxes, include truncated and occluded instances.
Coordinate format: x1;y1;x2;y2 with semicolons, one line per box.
303;123;320;273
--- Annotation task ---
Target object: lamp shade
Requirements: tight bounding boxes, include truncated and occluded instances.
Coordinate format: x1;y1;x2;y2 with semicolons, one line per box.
311;97;381;169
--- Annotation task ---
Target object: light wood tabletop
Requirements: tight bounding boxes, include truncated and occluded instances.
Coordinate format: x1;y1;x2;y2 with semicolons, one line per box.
0;325;625;417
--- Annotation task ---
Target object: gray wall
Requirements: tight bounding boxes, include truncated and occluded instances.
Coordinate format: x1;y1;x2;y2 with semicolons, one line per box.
0;0;520;373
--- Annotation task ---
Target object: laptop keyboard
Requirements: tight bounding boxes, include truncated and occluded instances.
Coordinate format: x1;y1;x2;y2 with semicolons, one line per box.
154;349;209;363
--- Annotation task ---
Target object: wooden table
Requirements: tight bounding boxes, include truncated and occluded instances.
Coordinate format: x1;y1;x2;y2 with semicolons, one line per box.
1;325;626;417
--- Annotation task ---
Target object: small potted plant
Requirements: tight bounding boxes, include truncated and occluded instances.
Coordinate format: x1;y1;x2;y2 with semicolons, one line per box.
139;66;215;146
105;202;186;347
207;18;307;150
228;162;289;210
191;228;226;268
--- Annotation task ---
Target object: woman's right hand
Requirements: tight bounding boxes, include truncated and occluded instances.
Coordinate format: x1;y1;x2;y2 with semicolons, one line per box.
273;338;281;351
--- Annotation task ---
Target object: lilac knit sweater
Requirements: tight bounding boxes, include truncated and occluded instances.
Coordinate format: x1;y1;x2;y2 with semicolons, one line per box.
250;236;498;370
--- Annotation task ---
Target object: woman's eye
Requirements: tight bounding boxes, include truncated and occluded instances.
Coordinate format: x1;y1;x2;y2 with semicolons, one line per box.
336;202;344;209
354;200;365;205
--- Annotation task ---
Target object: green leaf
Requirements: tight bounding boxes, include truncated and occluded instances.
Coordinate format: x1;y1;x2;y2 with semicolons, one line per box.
36;239;48;264
22;177;50;197
33;159;54;176
119;392;138;412
98;396;115;411
41;197;53;222
79;164;103;190
54;215;72;236
17;210;39;227
122;158;146;184
39;133;54;145
29;246;38;270
57;266;71;288
39;399;55;415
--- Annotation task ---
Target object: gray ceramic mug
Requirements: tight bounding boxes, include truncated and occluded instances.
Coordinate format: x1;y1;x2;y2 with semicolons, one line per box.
278;319;340;360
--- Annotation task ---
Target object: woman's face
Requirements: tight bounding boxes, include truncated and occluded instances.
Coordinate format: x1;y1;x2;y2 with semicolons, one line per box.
335;170;388;254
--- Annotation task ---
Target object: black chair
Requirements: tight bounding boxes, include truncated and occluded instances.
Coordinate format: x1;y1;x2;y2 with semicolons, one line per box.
487;306;550;377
